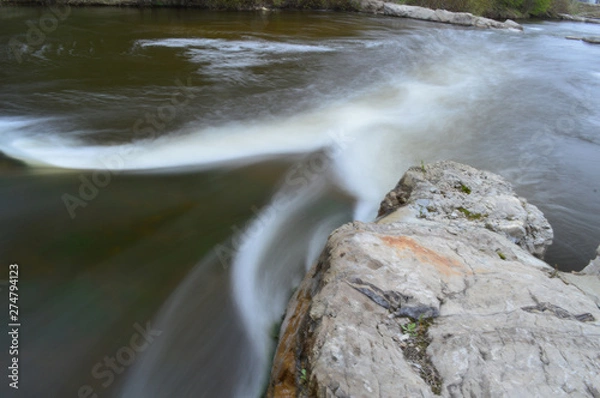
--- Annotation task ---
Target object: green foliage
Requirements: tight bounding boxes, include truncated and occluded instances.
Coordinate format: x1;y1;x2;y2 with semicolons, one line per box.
271;0;360;10
459;183;471;195
402;321;418;336
457;207;485;220
547;0;576;15
138;0;577;17
403;0;568;18
201;0;262;10
497;0;551;16
300;368;308;382
529;0;552;15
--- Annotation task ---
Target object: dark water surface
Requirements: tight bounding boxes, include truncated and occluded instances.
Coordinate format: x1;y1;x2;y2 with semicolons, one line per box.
0;7;599;397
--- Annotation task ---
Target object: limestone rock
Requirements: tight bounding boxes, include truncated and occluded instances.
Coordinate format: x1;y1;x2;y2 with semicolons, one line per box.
565;36;600;44
503;19;522;30
559;13;600;25
267;162;600;398
583;37;600;45
358;0;385;13
371;2;523;30
582;245;600;276
378;161;553;258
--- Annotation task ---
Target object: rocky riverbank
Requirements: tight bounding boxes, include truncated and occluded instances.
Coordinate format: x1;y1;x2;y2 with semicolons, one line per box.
360;0;522;29
267;161;600;397
1;0;523;30
560;13;600;24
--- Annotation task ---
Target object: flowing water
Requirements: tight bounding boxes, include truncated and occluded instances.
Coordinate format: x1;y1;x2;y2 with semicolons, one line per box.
0;7;599;397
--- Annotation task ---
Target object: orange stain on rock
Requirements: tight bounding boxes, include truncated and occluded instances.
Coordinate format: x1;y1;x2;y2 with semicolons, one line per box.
380;235;467;276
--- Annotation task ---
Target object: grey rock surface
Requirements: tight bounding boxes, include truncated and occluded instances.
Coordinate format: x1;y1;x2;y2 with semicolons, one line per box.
378;161;553;258
582;245;600;276
267;162;600;398
359;0;523;30
565;35;600;44
559;13;600;24
583;36;600;44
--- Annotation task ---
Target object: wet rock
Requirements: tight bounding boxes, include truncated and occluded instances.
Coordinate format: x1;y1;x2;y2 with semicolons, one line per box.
582;36;600;44
565;35;600;44
582;245;600;276
267;162;600;398
559;13;600;25
559;247;600;310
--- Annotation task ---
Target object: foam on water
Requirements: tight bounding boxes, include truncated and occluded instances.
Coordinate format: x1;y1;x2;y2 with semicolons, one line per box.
0;43;502;220
137;37;333;54
4;11;600;398
0;28;525;397
0;116;327;170
229;180;349;397
137;37;334;70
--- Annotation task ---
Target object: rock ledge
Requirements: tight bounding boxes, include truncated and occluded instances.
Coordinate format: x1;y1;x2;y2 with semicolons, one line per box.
359;0;523;30
267;161;600;398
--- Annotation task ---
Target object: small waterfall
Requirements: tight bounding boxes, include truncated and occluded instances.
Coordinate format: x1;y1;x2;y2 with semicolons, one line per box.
230;166;352;396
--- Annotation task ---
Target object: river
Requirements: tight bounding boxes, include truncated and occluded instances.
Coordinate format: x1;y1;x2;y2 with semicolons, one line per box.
0;7;599;397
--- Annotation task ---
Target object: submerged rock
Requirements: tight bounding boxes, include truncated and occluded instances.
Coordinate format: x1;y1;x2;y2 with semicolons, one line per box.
267;161;600;398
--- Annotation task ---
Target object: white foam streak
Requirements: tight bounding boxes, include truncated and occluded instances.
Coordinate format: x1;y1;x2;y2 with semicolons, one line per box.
0;85;405;172
0;116;329;171
137;37;333;54
1;55;497;214
138;37;333;70
230;184;326;397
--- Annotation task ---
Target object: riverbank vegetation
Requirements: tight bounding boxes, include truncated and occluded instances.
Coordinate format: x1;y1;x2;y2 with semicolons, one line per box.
198;0;598;19
3;0;599;21
398;0;598;19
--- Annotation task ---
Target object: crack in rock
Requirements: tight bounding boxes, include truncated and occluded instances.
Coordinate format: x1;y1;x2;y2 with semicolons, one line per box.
521;302;595;322
346;278;439;319
346;277;408;311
